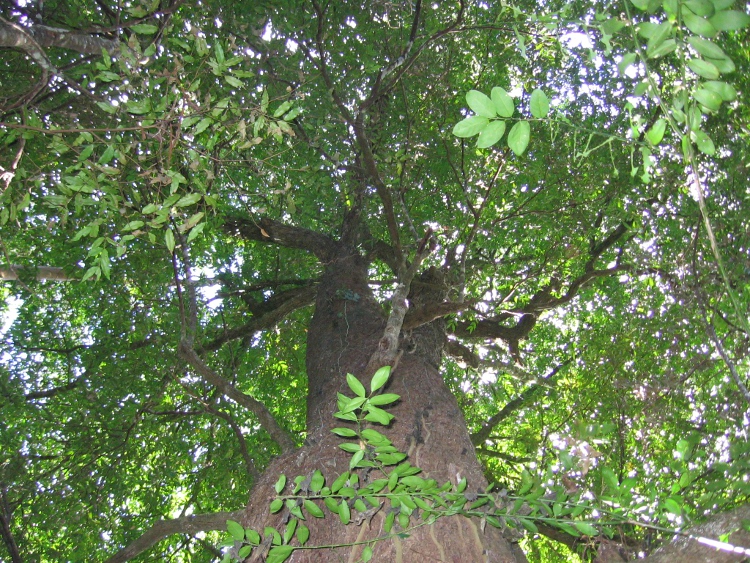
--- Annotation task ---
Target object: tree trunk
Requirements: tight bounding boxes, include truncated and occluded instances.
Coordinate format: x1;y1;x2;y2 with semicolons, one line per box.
241;246;526;562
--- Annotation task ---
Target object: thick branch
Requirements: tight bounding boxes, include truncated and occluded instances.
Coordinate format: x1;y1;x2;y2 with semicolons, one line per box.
25;380;80;400
0;487;22;563
366;229;435;372
103;510;244;563
177;342;295;453
200;285;317;352
403;299;474;331
223;217;337;262
0;20;121;55
0;265;78;281
640;504;750;563
444;339;480;368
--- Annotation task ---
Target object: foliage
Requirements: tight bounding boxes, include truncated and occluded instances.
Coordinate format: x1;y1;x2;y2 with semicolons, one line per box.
1;0;750;561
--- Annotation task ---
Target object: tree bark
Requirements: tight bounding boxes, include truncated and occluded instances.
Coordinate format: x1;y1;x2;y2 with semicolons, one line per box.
240;245;526;562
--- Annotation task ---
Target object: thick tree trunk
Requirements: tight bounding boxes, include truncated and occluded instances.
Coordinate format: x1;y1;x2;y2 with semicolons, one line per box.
241;247;525;562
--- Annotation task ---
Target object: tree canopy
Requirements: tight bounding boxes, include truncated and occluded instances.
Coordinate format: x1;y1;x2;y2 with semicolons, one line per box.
1;0;749;562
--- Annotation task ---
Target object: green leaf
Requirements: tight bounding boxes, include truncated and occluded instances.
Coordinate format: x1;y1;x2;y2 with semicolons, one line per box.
194;117;213;135
96;101;117;114
683;12;719;36
709;10;750;30
246;529;261;545
687;36;727;59
646;21;673;55
364;406;394;425
274;101;293;118
662;497;682;515
360;428;389;444
466;90;497;118
384;511;395;533
165;229;175;252
274;474;287;494
602;467;620;490
452;116;490;138
694;87;723;111
339;500;351;524
507;121;531;155
270;498;284;513
491;87;515;117
130;24;158;34
706;55;735;74
176;193;201;207
349;449;365;469
687;58;720;79
283;518;297;544
267;545;294;563
361;546;373;562
310;470;325;493
601;18;625;35
303;499;324;518
367;393;400;406
334;411;358;422
341;396;367;413
476;120;506;148
693;130;716;154
225;75;244;88
227;520;245;542
703;80;736;101
347;373;366;397
645;118;667;145
331;471;350;493
456;477;467;493
126;100;151;114
238;545;253;558
648;38;677;58
685;0;716;16
339;443;361;453
332;427;358;437
530;89;550;118
370;365;391;393
630;0;651;10
296;523;310;545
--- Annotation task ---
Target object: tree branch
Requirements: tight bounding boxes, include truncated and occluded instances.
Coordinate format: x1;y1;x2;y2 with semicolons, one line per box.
366;229;436;372
0;20;122;55
223;216;337;262
177;342;295;454
103;510;244;563
0;486;22;563
0;265;79;281
200;284;317;353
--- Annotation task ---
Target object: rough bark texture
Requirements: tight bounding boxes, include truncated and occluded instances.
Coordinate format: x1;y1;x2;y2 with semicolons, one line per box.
241;245;526;562
639;504;750;563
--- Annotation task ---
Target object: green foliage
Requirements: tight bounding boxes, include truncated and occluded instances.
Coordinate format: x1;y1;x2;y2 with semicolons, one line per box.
220;373;750;562
2;0;750;561
453;87;547;153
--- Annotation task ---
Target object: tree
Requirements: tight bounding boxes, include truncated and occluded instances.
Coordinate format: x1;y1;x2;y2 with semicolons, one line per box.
1;0;749;561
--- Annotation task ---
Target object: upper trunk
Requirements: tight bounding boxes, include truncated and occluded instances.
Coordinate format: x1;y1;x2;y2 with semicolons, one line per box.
241;244;526;562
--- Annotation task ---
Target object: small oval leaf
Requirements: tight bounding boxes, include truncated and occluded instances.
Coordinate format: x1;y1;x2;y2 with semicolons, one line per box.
507;121;531;155
346;373;366;398
476;120;506;148
453;116;490;137
227;520;245;542
370;365;391;393
530;89;550;118
466;90;497;118
491;87;515;117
